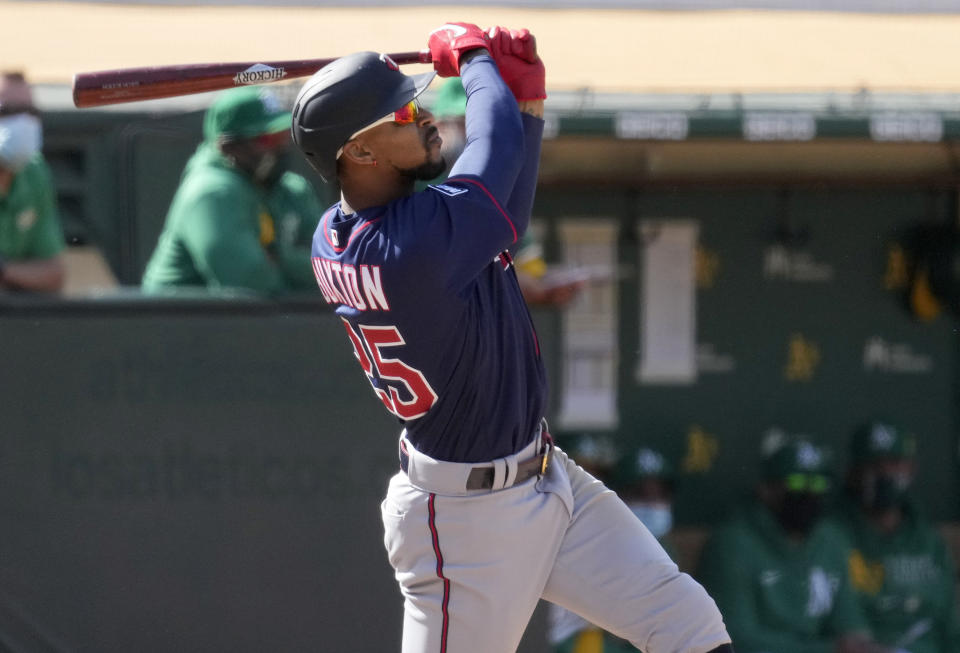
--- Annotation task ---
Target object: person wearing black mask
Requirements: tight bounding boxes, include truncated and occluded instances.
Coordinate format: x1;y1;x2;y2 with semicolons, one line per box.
829;421;960;653
698;435;890;653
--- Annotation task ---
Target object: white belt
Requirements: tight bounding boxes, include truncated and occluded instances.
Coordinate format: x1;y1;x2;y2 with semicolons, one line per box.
399;422;550;496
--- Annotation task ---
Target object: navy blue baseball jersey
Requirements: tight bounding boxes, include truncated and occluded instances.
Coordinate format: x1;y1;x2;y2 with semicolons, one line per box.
311;55;547;463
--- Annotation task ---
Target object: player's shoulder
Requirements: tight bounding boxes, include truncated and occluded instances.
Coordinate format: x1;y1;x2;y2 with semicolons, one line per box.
313;204;379;257
395;181;471;216
386;184;445;222
412;176;508;224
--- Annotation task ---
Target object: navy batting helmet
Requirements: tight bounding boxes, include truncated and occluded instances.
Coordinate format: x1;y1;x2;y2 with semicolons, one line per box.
291;51;436;182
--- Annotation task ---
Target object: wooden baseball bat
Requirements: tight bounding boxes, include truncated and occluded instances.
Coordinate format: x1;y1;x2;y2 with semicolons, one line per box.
72;50;432;108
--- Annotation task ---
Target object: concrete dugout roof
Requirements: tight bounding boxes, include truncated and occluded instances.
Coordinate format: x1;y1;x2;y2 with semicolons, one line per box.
2;3;959;95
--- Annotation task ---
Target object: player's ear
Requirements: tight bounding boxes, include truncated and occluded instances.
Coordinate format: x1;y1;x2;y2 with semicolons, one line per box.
340;139;377;167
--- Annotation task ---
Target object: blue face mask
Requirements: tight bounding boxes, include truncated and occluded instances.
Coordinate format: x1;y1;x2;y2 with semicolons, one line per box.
629;503;673;539
0;113;42;172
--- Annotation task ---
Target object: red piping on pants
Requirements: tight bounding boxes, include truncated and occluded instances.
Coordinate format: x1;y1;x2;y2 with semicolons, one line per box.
427;493;450;653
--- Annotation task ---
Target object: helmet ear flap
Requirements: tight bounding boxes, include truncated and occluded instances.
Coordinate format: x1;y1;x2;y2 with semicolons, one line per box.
301;150;333;184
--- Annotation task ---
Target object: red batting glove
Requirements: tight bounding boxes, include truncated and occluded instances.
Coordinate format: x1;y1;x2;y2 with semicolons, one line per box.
428;22;490;78
488;26;538;63
486;26;546;101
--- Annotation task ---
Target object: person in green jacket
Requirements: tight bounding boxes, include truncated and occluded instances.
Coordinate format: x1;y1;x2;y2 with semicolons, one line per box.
830;421;960;653
697;436;887;653
142;86;321;296
0;72;66;293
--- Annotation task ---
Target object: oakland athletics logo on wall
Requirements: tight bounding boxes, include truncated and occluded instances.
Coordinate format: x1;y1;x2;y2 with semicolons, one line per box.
784;333;820;381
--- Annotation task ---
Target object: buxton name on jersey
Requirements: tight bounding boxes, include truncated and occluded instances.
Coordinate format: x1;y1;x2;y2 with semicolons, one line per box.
311;177;547;464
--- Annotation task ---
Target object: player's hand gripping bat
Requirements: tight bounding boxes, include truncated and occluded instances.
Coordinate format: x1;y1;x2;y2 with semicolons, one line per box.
72;50;433;108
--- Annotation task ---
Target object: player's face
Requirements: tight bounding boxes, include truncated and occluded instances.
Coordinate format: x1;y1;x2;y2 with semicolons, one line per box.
361;103;446;181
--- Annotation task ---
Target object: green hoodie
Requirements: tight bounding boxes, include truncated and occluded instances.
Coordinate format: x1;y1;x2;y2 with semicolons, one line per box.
142;143;320;296
827;497;960;653
697;500;868;653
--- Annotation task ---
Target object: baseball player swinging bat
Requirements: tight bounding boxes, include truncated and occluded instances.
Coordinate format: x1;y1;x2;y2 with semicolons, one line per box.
71;50;432;108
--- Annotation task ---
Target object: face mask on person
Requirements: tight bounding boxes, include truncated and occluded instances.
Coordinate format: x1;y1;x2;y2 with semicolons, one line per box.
629;502;673;539
860;471;911;512
252;149;292;187
0;113;42;172
775;491;824;536
222;135;290;187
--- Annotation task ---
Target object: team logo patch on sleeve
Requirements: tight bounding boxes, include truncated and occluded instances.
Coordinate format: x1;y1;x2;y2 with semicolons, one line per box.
428;183;469;197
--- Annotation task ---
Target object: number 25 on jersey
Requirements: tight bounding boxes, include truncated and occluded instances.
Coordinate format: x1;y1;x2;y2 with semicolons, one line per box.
341;318;439;420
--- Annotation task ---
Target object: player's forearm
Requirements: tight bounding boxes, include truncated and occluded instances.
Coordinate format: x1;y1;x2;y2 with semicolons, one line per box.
503;111;544;235
449;54;524;205
0;256;65;292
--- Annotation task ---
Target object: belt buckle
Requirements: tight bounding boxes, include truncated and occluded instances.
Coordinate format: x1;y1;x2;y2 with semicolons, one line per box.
539;427;554;476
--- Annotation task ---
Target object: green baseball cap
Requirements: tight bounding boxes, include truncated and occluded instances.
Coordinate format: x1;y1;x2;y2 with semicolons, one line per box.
849;421;916;463
203;86;291;142
762;438;833;493
762;438;831;479
430;78;466;119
